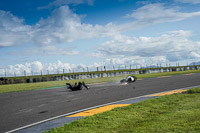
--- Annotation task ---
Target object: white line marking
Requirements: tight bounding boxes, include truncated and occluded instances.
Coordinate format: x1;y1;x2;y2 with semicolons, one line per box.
6;85;200;133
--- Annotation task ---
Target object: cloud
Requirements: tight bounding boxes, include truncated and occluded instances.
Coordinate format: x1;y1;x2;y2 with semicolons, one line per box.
38;0;95;9
125;3;200;22
39;45;79;55
0;60;72;76
34;4;200;45
1;61;43;76
0;10;31;47
1;29;200;77
31;2;200;46
0;60;104;77
10;45;79;56
96;30;200;63
120;3;200;31
136;1;151;5
1;4;200;48
103;56;168;69
174;0;200;4
32;6;100;45
0;7;118;47
0;6;117;48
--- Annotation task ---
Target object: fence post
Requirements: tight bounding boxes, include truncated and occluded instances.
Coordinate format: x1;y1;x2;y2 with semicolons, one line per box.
24;71;26;76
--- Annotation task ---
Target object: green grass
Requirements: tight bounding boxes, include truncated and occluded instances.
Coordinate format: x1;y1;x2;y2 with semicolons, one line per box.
45;88;200;133
0;69;200;93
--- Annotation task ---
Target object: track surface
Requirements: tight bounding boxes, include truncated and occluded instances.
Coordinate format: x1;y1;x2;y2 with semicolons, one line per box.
1;73;200;132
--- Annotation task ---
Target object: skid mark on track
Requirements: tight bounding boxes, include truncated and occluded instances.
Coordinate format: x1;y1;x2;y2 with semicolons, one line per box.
184;73;193;75
88;82;107;85
157;76;171;78
16;108;33;114
67;104;130;117
38;104;46;108
52;99;59;102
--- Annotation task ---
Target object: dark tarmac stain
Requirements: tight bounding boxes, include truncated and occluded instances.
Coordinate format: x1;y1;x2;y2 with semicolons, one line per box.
39;111;48;114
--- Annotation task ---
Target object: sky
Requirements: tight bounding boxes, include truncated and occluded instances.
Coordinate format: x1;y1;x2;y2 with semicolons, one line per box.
0;0;200;76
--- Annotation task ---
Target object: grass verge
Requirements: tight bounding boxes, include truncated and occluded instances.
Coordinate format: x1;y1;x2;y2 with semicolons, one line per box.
0;69;200;93
45;87;200;133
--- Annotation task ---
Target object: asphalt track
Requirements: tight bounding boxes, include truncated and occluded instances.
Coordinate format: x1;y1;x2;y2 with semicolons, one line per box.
1;73;200;133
